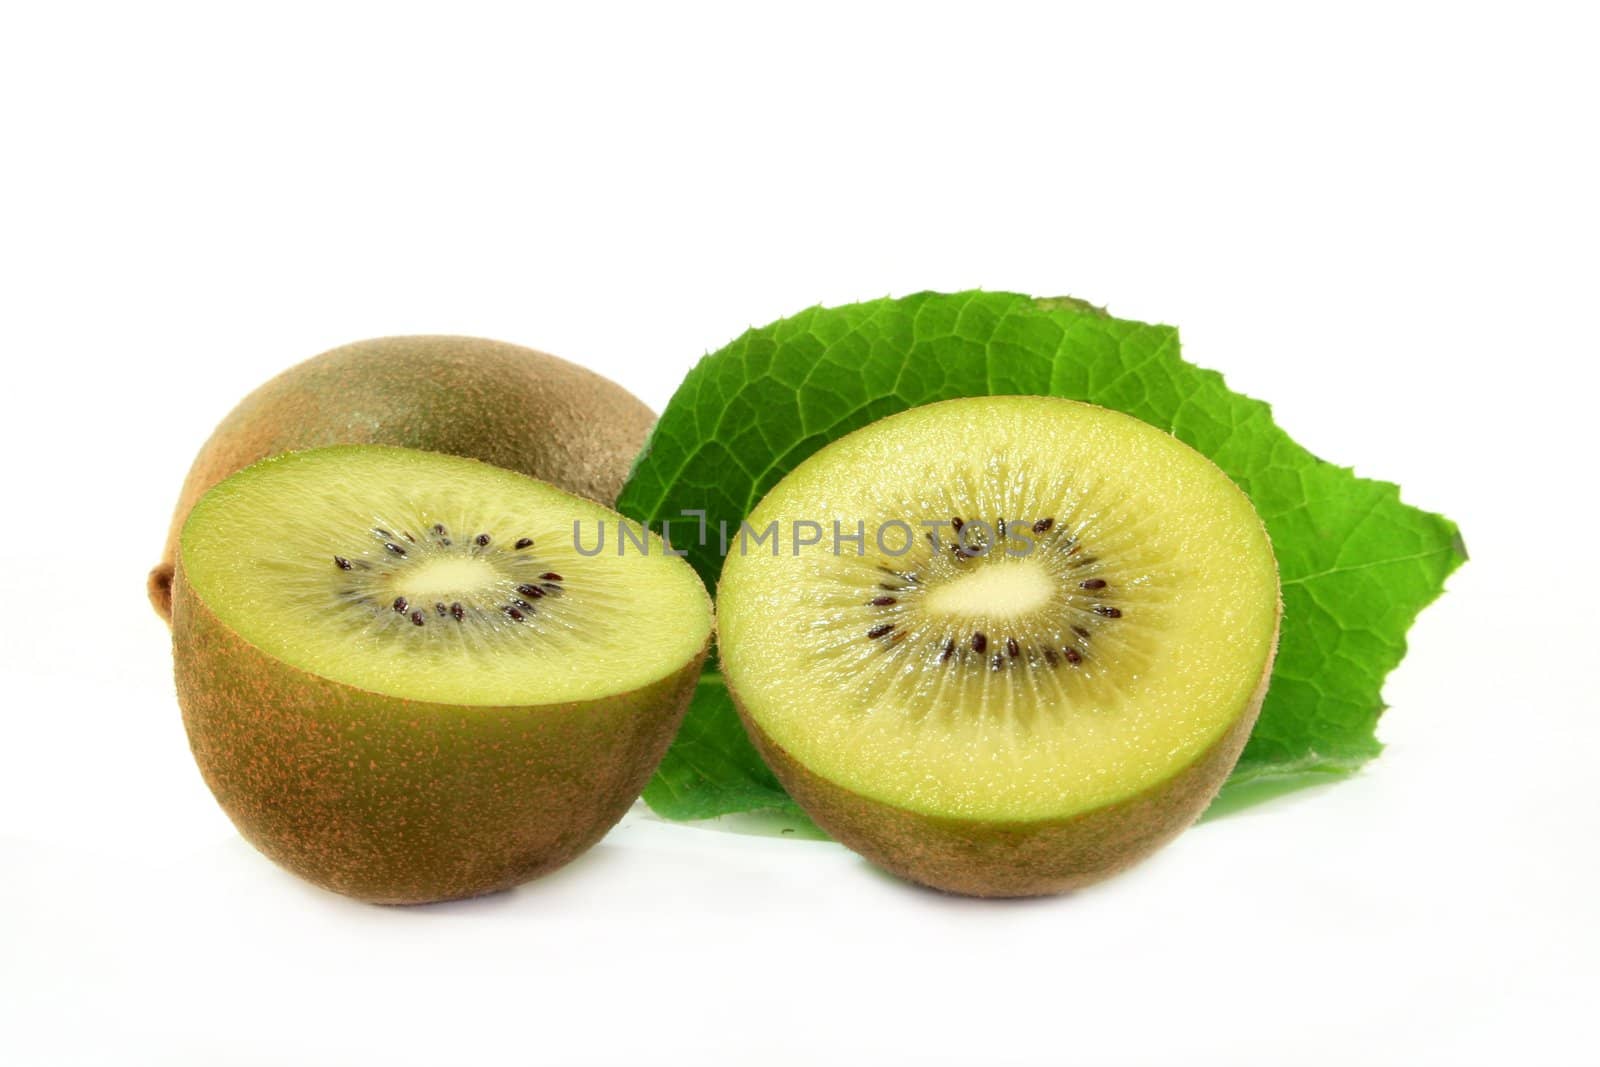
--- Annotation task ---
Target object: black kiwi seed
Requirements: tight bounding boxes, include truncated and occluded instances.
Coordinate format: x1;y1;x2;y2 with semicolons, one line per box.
511;598;535;610
870;595;897;607
334;556;352;571
971;632;988;653
516;584;546;599
990;654;1005;671
997;518;1007;540
450;602;465;621
432;524;448;535
951;516;964;532
540;572;563;582
402;531;416;543
1081;578;1107;590
504;606;525;622
1072;625;1091;640
939;639;956;663
475;534;491;547
410;611;424;626
1043;648;1060;667
384;542;406;557
1006;637;1020;658
1094;605;1122;618
374;528;393;539
392;596;408;614
1033;517;1054;534
867;623;895;639
1064;647;1083;665
435;602;447;616
515;537;534;550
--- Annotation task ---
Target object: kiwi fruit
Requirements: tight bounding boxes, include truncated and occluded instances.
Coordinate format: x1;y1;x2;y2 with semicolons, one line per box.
149;335;655;622
716;396;1280;897
172;445;711;904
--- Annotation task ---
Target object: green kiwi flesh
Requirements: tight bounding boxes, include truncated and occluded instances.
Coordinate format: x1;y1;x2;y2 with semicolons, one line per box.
173;445;711;904
716;396;1280;896
150;335;656;622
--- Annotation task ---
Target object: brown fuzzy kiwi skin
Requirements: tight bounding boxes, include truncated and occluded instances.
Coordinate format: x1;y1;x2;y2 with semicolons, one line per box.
172;561;707;905
149;336;656;622
730;616;1279;898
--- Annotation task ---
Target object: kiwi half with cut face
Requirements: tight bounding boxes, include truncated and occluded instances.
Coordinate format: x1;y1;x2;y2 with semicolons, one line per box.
716;396;1280;897
172;445;711;904
149;335;656;623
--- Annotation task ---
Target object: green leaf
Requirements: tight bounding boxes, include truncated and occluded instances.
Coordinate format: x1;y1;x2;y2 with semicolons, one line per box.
618;291;1465;822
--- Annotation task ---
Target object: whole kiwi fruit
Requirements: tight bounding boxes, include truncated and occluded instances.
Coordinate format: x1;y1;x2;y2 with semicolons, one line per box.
149;335;655;622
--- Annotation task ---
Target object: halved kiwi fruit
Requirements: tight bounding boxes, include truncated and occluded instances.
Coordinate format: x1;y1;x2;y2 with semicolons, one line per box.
149;335;655;622
172;445;711;904
716;396;1280;897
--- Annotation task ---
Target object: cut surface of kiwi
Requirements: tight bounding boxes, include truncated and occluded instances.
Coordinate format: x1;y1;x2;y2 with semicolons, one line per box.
174;445;711;904
182;446;707;707
716;396;1279;895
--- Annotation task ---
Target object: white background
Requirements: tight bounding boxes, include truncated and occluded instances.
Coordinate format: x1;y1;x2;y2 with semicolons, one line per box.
2;3;1596;1065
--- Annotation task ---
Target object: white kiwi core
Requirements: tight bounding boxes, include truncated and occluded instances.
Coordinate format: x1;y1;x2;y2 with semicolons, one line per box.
392;556;500;600
922;559;1055;620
